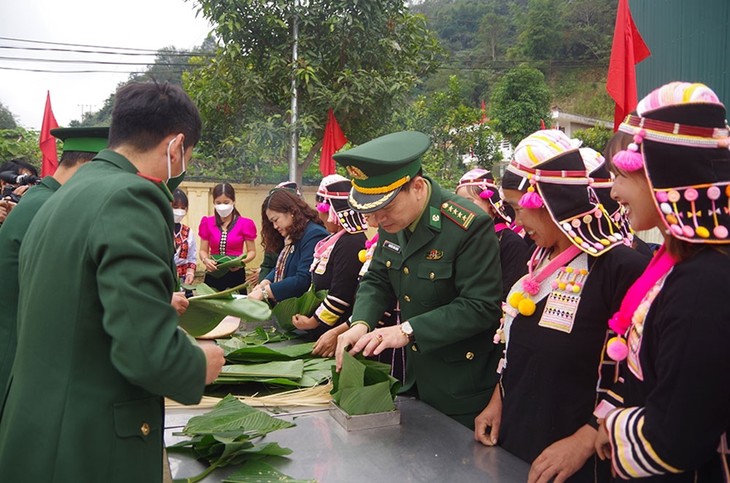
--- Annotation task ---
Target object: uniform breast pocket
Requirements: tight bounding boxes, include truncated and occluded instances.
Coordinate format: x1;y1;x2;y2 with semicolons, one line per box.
417;262;454;307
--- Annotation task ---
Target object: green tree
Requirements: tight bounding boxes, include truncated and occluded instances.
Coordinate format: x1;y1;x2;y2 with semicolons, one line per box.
511;0;563;61
573;125;612;153
490;64;551;146
0;102;17;130
0;128;40;164
184;0;442;184
395;76;503;189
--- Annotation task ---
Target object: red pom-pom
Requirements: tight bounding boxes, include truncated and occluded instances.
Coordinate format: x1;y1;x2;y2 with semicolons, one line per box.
607;336;629;361
612;149;644;172
519;190;544;209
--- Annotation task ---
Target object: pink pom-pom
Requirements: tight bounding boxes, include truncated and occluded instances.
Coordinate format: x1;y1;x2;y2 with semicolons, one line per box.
519;190;544;209
522;278;540;296
608;312;626;333
612;149;644;172
479;189;495;200
364;232;379;249
606;337;629;361
316;202;330;213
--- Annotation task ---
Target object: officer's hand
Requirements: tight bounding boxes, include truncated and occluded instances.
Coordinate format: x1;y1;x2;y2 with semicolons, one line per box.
171;291;189;315
335;324;369;371
356;325;409;357
474;386;502;446
198;340;225;385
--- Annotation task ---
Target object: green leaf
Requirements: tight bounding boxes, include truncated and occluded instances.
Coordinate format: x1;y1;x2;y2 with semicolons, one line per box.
223;461;316;483
270;285;327;332
180;284;272;337
209;254;246;279
179;394;295;437
226;342;316;362
331;352;400;415
217;360;304;381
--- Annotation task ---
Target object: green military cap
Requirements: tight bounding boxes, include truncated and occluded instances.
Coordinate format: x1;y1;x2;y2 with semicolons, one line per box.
333;131;431;213
50;127;109;154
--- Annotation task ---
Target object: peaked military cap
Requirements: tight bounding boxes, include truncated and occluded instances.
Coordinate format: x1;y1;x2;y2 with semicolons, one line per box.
333;131;431;213
51;127;109;154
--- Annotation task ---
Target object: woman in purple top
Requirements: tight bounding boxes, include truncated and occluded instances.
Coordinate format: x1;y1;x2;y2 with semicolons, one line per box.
198;183;257;292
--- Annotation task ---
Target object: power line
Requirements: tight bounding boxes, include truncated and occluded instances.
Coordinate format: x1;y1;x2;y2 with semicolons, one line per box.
0;35;207;54
0;65;182;74
0;56;194;66
0;45;213;57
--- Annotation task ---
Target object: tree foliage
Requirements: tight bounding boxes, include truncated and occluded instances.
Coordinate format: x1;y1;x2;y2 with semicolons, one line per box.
184;0;442;183
0;128;40;165
394;76;503;189
0;101;17;130
573;125;613;153
490;64;551;147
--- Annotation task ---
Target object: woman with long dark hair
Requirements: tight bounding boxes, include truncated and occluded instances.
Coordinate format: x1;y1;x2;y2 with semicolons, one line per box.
248;188;328;303
198;182;257;292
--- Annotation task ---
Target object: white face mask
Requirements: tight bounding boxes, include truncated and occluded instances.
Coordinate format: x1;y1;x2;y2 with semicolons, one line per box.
214;203;234;218
172;208;186;223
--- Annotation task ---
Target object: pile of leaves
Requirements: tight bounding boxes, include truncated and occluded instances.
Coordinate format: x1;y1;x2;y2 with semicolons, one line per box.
331;352;400;415
167;395;304;482
270;285;327;332
179;283;271;337
209;254;246;279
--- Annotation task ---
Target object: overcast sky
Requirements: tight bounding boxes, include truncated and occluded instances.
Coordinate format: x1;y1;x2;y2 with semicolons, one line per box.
0;0;212;130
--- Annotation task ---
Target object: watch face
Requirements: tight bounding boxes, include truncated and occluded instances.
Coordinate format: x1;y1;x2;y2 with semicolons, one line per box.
401;322;413;335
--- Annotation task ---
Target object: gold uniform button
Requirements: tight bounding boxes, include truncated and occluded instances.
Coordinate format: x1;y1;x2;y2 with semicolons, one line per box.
442;202;448;209
411;344;419;352
429;272;435;280
140;422;151;436
386;260;392;268
403;295;411;302
465;351;475;360
403;267;409;275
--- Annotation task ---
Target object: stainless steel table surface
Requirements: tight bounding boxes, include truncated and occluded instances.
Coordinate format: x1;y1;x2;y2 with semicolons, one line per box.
166;397;530;482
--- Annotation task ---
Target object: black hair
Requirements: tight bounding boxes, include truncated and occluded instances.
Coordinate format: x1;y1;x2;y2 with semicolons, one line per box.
59;151;96;168
108;82;201;151
400;169;424;193
1;158;39;177
172;189;189;208
212;182;241;228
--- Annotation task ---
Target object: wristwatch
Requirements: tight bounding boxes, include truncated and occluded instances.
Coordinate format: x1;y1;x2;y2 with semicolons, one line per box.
400;321;414;341
260;286;270;301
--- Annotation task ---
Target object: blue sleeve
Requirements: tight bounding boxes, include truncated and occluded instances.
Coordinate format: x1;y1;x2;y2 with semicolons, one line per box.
269;223;327;300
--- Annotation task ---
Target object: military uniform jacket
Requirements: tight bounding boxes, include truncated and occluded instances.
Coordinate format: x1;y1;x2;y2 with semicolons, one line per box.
0;150;207;483
0;176;60;404
606;247;730;482
351;178;503;421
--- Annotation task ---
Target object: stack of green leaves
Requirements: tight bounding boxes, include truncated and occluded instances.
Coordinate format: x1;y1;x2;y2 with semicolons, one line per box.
215;356;335;388
209;254;246;278
270;285;327;332
222;461;315;483
167;395;296;482
331;352;401;415
217;327;295;351
179;283;271;337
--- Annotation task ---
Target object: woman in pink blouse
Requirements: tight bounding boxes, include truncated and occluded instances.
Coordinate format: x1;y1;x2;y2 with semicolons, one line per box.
198;183;257;292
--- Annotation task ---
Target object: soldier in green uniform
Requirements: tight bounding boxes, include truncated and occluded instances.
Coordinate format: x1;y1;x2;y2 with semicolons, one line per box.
0;82;225;482
333;131;503;428
0;127;108;401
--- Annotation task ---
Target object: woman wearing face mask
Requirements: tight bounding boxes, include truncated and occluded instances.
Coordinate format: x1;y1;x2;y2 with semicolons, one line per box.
474;130;648;483
172;189;197;285
198;182;257;292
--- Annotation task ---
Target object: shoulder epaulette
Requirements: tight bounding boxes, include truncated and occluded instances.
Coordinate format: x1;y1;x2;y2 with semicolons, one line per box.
440;200;476;230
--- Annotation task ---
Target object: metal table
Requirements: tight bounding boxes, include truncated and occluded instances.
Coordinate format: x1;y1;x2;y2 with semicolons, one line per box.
166;397;530;482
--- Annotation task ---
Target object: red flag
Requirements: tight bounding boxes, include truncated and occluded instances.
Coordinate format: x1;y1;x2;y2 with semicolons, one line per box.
319;109;347;177
39;91;59;176
606;0;650;131
540;119;546;130
480;100;487;124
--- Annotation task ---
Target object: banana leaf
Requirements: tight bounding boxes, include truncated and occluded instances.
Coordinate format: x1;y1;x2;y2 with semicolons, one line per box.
331;352;401;415
223;461;316;483
270;285;328;332
180;284;271;337
214;358;335;388
216;360;304;381
218;328;295;354
209;254;246;279
225;342;316;363
177;394;295;437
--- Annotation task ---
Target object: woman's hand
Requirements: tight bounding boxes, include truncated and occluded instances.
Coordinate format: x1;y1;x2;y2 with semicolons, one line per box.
528;425;597;483
201;256;217;272
595;418;612;461
474;386;502;446
184;270;195;285
292;314;318;330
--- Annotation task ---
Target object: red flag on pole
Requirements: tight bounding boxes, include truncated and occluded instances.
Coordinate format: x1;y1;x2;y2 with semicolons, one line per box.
540;119;546;130
39;91;59;176
319;109;347;177
606;0;650;131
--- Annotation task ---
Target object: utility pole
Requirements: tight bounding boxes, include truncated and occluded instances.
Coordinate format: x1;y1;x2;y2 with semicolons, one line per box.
77;104;93;120
288;0;299;183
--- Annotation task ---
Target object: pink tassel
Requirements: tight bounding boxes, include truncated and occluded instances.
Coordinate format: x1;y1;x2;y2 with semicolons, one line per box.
316;202;330;213
612;148;644;172
479;189;494;199
519;190;543;209
522;278;540;296
365;232;379;249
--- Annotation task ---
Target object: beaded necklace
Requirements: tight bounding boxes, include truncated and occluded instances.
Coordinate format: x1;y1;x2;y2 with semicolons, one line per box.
508;244;582;317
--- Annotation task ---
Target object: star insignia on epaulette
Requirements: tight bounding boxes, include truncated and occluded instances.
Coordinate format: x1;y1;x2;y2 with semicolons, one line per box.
440;201;476;230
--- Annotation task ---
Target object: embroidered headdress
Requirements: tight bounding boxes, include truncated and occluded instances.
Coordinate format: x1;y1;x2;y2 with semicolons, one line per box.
613;82;730;243
315;174;367;234
456;168;512;223
502;129;627;256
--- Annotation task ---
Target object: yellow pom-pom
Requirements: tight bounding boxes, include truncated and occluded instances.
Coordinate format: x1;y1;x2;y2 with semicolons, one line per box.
518;298;536;316
572;284;581;293
358;249;367;263
558;282;567;290
565;267;573;273
696;226;710;238
508;292;524;309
